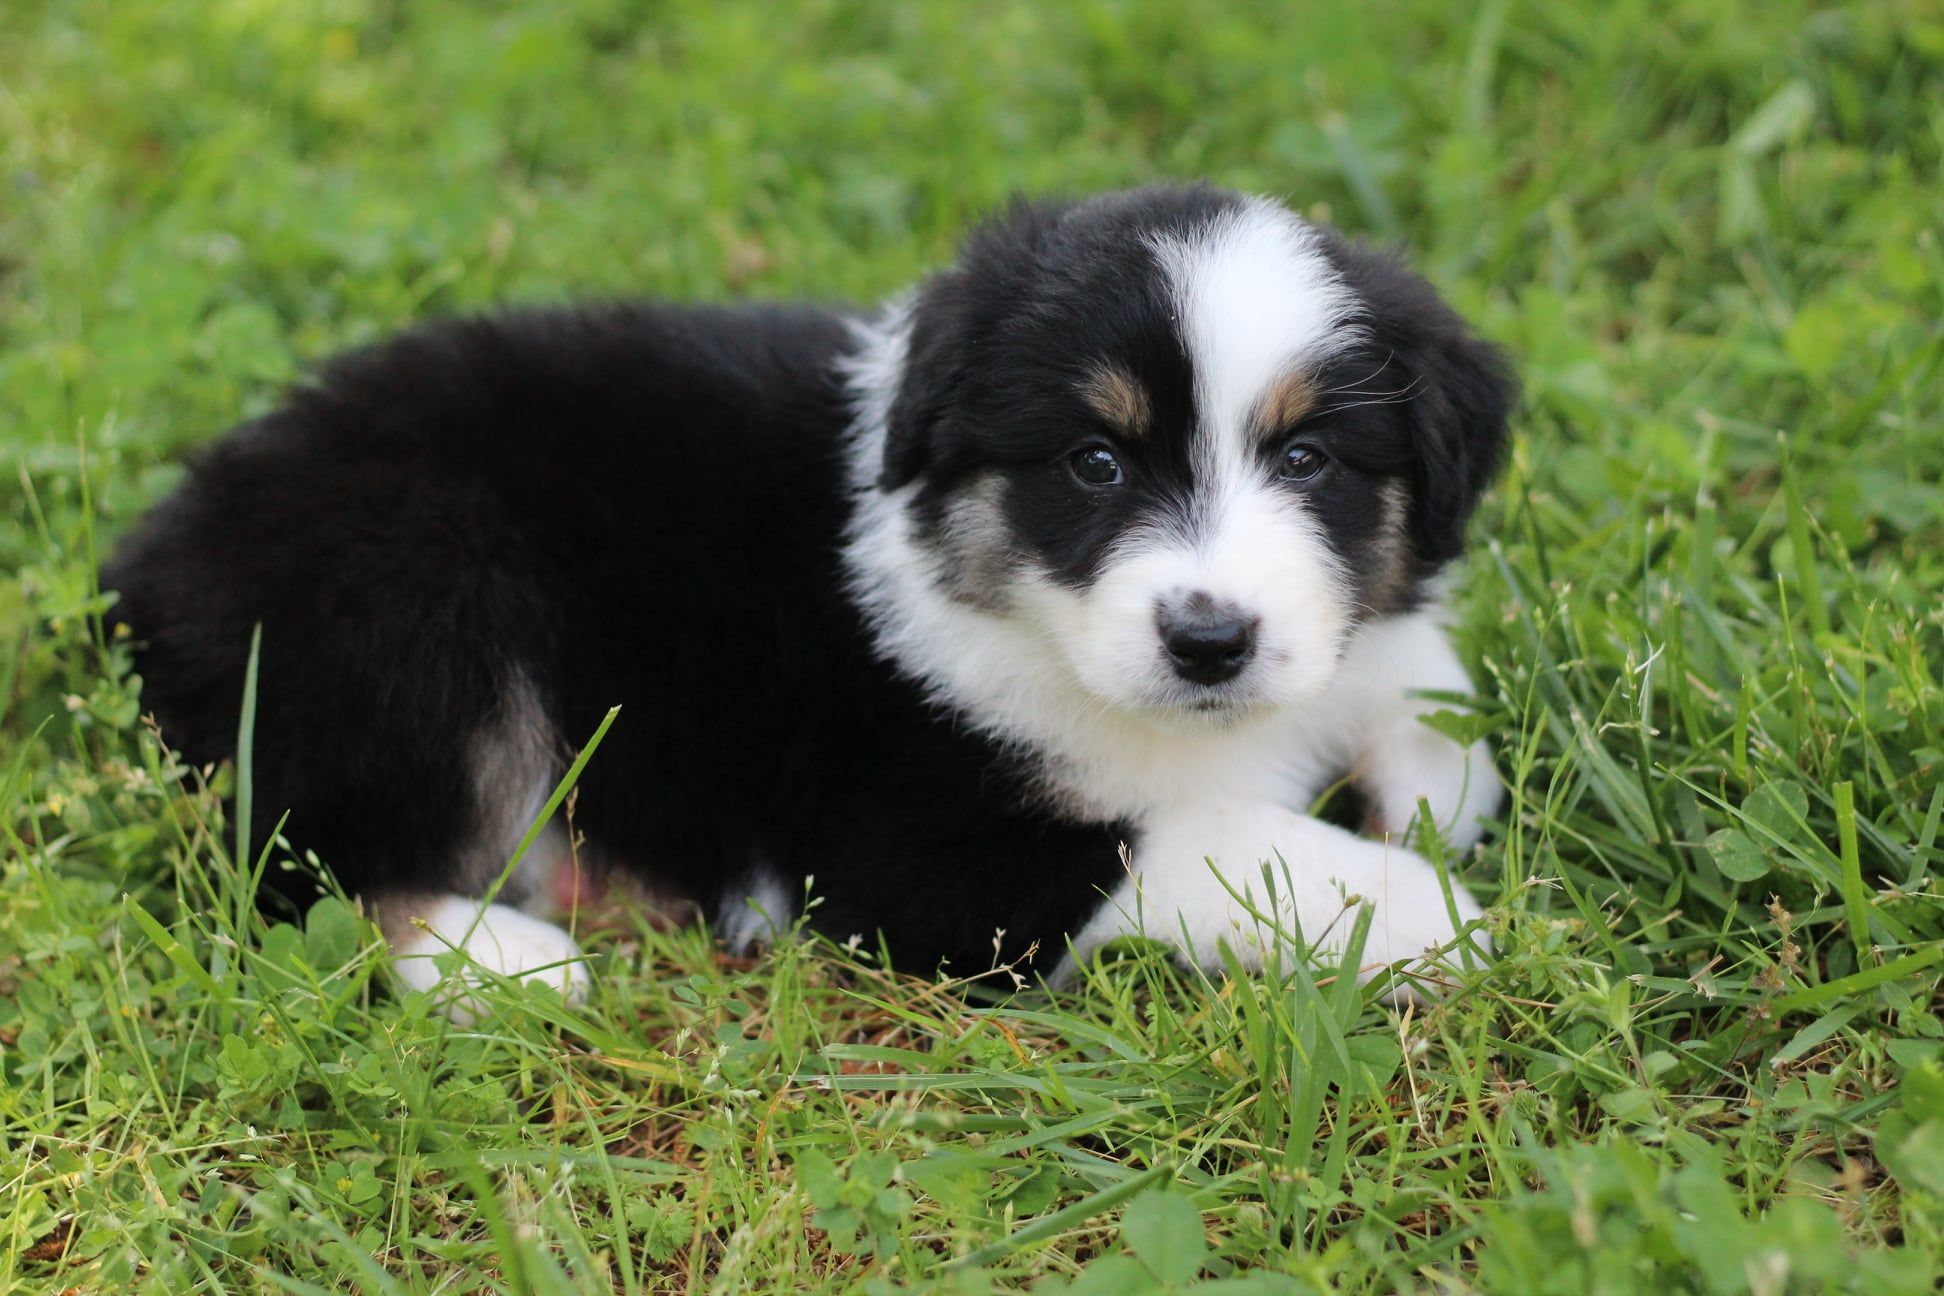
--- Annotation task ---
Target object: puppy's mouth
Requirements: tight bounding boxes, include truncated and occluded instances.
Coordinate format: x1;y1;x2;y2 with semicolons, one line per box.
1136;684;1275;729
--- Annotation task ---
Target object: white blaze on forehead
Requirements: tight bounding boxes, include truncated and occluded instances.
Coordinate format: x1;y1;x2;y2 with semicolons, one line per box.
1095;197;1360;714
1146;198;1364;450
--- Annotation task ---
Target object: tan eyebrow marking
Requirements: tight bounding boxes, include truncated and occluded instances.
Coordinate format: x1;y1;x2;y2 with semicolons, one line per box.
1077;364;1152;438
1251;367;1319;440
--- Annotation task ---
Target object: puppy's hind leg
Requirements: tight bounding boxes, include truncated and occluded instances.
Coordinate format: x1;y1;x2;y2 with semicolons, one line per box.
378;680;592;1024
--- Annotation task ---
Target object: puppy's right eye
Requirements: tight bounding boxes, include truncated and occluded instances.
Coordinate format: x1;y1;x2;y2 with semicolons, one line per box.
1070;446;1124;487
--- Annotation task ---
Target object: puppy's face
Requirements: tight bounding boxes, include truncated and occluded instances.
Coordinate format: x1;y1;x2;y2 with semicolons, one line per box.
878;187;1511;723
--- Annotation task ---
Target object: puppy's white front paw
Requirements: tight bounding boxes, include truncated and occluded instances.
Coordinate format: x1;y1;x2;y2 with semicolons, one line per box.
390;896;590;1024
1060;803;1488;986
1332;834;1490;973
1367;724;1501;853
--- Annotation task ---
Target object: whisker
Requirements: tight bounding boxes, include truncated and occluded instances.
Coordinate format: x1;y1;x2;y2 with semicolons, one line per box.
1308;395;1418;419
1307;375;1427;420
1313;351;1399;397
1315;382;1419;399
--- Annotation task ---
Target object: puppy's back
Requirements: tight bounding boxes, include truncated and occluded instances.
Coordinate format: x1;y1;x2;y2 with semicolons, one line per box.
103;303;857;901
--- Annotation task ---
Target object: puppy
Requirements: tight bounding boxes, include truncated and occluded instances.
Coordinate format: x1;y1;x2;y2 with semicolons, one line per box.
104;184;1511;1012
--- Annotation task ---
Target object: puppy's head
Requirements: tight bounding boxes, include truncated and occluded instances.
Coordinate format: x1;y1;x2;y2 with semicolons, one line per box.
874;185;1512;722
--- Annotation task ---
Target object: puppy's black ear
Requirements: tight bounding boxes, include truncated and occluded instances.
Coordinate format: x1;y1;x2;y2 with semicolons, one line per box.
879;270;972;491
1322;237;1515;565
878;195;1075;490
1405;327;1515;564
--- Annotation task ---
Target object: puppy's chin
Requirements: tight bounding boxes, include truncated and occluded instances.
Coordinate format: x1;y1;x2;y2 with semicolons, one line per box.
1074;667;1339;735
1143;696;1272;736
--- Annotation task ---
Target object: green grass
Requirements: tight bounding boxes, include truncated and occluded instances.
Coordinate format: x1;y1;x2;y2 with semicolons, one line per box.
4;0;1943;1290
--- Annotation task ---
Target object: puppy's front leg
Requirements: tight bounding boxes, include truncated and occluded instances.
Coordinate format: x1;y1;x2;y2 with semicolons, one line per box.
1340;611;1502;851
1056;801;1486;982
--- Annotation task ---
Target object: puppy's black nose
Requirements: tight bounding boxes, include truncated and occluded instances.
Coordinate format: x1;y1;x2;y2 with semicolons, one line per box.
1159;602;1257;686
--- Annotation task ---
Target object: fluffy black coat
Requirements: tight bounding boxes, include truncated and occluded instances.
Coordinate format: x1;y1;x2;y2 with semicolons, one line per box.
106;302;1124;966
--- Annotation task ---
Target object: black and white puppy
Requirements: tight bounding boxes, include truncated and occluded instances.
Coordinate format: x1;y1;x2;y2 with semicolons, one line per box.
105;184;1511;1013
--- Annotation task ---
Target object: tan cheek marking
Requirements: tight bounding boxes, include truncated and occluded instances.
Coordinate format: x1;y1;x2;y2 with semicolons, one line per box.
1252;368;1319;441
1367;480;1416;613
936;473;1016;611
1077;365;1151;438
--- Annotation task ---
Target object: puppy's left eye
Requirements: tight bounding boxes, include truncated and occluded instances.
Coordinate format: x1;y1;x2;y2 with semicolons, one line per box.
1070;446;1125;487
1277;443;1329;483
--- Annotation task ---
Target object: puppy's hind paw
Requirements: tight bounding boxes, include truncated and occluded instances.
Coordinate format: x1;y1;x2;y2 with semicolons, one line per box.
388;896;591;1025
